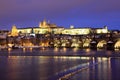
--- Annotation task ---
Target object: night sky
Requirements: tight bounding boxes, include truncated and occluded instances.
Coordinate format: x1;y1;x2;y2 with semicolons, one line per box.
0;0;120;30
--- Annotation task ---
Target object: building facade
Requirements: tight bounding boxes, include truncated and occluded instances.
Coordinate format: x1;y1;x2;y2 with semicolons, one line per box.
10;19;109;36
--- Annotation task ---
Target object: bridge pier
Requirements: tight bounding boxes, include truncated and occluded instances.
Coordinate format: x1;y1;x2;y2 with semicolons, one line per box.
107;41;114;50
90;40;97;50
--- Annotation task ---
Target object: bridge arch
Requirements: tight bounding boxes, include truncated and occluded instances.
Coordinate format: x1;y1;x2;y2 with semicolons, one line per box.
83;40;91;48
71;40;83;48
114;39;120;49
97;40;107;49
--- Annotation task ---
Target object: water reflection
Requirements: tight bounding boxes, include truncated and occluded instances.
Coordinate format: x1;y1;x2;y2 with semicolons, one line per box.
0;48;120;80
73;48;79;52
1;55;114;80
30;48;33;52
85;48;91;53
70;57;120;80
63;48;67;52
1;47;118;57
23;48;26;53
8;48;12;53
0;56;92;80
54;48;59;52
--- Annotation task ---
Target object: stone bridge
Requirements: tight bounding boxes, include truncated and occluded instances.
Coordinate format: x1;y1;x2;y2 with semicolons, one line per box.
49;34;120;50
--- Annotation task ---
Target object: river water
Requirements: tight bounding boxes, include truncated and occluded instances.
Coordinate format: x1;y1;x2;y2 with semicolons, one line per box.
0;48;120;80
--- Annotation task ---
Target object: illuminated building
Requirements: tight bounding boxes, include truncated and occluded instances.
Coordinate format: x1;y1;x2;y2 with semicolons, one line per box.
94;26;108;34
11;25;18;36
10;19;109;36
39;19;57;28
17;19;64;35
15;20;108;35
62;28;91;35
4;19;120;49
2;20;120;49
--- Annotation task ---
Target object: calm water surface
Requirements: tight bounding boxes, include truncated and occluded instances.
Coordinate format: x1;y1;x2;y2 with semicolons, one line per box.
0;56;92;80
70;57;120;80
0;48;120;80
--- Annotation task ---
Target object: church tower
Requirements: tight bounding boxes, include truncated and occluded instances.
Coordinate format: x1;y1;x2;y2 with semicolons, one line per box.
11;25;18;36
39;19;49;28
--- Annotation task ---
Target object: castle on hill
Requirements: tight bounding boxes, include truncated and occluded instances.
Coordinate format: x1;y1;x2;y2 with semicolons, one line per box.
10;19;108;36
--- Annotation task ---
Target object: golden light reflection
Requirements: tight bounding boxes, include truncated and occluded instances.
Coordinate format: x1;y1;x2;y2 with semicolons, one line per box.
8;48;12;53
97;57;102;62
41;47;45;50
63;48;67;52
114;48;119;51
92;57;95;63
80;57;90;60
85;48;90;52
73;48;78;52
54;48;58;52
53;56;82;60
97;57;108;62
102;57;108;61
108;58;111;69
23;48;26;53
30;48;33;52
108;58;111;64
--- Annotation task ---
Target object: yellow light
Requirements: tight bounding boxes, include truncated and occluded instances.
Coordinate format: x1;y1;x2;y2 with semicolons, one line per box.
30;48;33;52
54;48;58;52
114;40;120;49
85;48;90;52
80;57;90;60
102;57;108;61
8;48;12;53
63;47;67;52
73;48;78;52
11;25;18;36
42;43;45;47
61;43;66;47
23;48;26;53
8;43;14;47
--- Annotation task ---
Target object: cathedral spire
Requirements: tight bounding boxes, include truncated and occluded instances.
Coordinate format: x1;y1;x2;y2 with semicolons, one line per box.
11;25;18;36
39;19;49;28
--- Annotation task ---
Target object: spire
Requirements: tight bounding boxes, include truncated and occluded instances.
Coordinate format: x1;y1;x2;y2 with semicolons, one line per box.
11;25;18;36
39;18;49;28
43;18;47;26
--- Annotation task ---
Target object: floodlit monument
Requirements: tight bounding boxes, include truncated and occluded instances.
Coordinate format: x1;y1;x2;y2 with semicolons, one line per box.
11;25;18;36
2;19;120;49
12;19;109;36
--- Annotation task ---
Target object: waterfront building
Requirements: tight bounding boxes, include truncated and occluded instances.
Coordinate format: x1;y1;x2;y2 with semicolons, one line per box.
1;19;120;49
7;19;118;49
